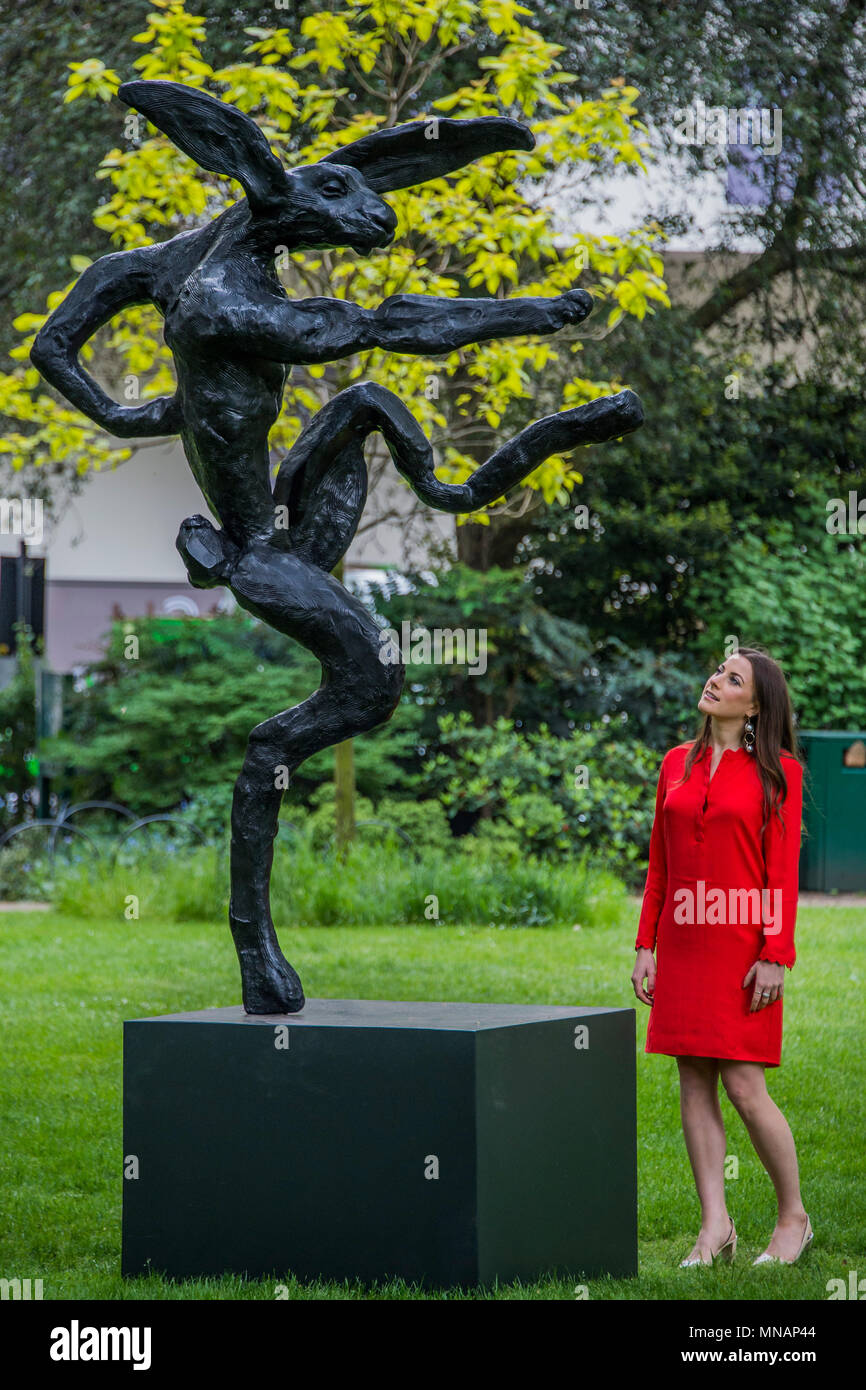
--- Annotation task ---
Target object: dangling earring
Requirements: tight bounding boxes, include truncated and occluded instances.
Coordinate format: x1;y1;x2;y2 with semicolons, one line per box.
743;715;756;753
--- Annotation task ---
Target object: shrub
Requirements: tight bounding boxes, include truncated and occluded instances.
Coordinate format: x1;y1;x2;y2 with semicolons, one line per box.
49;830;629;931
422;712;661;887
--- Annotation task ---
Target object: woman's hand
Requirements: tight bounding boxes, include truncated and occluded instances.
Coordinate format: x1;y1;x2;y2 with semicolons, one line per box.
743;960;785;1012
632;947;656;1006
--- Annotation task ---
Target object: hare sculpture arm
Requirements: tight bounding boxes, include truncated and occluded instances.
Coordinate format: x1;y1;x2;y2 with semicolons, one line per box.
30;248;181;439
218;285;596;365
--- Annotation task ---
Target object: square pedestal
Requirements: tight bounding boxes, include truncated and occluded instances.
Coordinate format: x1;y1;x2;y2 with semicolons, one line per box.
122;999;636;1287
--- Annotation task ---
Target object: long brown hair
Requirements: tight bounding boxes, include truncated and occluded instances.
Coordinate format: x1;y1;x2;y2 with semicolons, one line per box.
675;646;802;839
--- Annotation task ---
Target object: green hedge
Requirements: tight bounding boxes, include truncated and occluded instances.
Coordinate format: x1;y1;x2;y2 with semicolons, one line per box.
48;830;629;931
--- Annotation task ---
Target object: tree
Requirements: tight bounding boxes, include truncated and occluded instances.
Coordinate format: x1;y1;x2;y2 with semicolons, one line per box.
0;0;313;361
537;0;866;371
461;0;866;588
517;355;866;653
0;0;667;545
679;484;866;730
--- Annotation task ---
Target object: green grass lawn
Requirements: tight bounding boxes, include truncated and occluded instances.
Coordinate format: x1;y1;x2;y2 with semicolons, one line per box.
1;902;863;1300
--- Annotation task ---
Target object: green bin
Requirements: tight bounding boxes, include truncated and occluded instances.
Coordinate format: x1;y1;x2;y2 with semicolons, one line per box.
797;730;866;892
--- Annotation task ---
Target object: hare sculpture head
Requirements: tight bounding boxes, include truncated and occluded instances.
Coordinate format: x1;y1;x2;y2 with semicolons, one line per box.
118;79;535;254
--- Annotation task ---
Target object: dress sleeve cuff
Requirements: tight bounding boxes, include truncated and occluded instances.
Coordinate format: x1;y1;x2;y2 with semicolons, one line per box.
758;948;795;969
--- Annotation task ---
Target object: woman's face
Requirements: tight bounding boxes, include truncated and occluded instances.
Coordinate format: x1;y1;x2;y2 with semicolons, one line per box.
698;655;758;722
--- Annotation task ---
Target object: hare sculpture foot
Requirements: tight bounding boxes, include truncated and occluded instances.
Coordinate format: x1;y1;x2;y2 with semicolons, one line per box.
176;515;239;589
230;910;306;1014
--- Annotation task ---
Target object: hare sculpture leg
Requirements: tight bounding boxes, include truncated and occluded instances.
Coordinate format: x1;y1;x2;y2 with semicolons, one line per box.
228;666;401;1014
275;379;642;520
175;380;640;1012
177;517;404;1013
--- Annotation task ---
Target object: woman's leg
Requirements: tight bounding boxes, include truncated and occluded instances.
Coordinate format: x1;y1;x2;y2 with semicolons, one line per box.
719;1060;808;1259
676;1055;733;1261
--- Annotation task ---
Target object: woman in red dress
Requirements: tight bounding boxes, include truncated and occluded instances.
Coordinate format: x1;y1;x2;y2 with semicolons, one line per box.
631;647;813;1267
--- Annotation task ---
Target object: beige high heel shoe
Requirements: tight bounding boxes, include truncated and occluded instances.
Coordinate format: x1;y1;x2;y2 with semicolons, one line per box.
679;1217;737;1267
752;1213;813;1266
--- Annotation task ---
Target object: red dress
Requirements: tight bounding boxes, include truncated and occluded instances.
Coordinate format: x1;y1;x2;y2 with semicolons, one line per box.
634;741;804;1067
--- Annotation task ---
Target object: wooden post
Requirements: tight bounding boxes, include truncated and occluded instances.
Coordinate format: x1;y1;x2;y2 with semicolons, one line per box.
331;556;355;856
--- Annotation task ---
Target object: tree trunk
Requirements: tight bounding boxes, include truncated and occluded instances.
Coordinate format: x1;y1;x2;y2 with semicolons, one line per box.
331;556;356;855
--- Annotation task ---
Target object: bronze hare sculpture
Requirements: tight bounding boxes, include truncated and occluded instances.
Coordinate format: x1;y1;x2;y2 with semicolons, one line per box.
32;79;643;1013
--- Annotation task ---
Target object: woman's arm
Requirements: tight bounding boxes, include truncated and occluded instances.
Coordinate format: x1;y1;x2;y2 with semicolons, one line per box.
634;752;669;953
758;756;804;969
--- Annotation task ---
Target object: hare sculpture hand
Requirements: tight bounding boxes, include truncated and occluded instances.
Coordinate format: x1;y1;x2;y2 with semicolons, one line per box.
31;79;644;1013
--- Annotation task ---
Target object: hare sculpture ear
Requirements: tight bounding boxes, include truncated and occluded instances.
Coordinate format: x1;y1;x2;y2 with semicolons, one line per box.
318;115;534;193
117;80;287;216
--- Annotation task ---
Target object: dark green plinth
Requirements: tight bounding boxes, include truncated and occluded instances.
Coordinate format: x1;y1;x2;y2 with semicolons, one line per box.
122;999;637;1287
